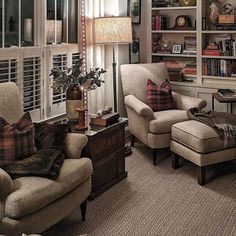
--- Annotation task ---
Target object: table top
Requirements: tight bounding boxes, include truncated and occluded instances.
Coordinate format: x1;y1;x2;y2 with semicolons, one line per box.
212;93;236;102
69;117;128;137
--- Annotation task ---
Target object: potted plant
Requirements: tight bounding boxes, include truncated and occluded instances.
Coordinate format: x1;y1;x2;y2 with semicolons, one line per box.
50;58;106;120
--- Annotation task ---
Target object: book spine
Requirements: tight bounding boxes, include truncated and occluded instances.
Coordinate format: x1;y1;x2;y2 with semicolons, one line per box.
155;15;160;30
202;50;220;56
152;15;155;30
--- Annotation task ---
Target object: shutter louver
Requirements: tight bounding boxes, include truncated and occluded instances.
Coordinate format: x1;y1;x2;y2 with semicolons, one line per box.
23;57;41;112
72;52;81;64
0;59;17;83
52;54;67;104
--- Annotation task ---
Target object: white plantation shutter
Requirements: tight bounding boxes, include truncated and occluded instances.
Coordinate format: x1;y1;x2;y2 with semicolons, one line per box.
52;54;67;104
0;59;17;83
72;52;81;64
23;57;41;112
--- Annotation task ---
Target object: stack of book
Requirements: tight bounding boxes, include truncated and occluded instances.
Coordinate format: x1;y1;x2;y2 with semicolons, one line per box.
152;15;167;30
216;23;236;30
182;37;197;55
217;88;236;98
202;41;220;56
90;112;119;127
183;62;197;75
164;60;183;81
152;0;167;7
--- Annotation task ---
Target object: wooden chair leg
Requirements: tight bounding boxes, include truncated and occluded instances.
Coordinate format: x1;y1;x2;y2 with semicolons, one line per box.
198;166;206;186
80;200;87;221
172;153;180;169
130;134;135;147
153;149;158;165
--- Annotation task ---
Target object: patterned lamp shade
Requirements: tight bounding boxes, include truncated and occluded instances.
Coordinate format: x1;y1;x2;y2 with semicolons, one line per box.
93;17;132;44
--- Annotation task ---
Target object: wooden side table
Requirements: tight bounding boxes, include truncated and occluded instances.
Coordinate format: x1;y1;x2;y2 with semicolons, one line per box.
70;118;128;200
212;93;236;113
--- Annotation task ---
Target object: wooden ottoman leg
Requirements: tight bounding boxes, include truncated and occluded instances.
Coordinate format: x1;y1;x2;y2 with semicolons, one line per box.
198;166;206;186
130;134;135;147
172;153;180;169
80;200;87;221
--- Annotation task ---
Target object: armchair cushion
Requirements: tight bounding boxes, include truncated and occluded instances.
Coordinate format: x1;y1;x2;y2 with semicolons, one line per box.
0;169;14;199
0;112;36;167
146;79;176;112
5;158;92;219
149;110;188;134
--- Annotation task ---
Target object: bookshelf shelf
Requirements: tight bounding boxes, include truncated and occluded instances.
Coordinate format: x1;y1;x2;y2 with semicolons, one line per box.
202;75;236;81
152;30;196;34
152;6;197;11
202;55;236;59
152;53;197;58
202;31;236;34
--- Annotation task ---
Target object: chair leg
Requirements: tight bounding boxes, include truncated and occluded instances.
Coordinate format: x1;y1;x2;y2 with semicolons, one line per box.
130;134;135;147
172;153;180;169
80;200;87;221
153;149;158;165
198;166;206;186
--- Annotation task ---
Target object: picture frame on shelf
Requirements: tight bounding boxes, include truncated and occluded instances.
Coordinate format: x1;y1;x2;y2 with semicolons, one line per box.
129;38;140;64
128;0;141;24
172;44;182;54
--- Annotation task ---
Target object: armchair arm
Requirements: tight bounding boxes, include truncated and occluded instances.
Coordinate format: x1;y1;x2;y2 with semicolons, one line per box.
0;169;14;200
64;133;88;159
125;95;154;121
172;92;207;110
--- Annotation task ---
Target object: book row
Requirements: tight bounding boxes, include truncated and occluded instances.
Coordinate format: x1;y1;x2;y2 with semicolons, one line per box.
152;15;167;30
202;59;236;77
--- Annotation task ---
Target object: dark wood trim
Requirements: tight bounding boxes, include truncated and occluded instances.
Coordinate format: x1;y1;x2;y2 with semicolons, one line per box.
153;149;158;165
80;200;87;221
131;134;135;147
172;153;180;169
198;166;206;186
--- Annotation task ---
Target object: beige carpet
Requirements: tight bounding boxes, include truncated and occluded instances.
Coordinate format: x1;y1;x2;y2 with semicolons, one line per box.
45;144;236;236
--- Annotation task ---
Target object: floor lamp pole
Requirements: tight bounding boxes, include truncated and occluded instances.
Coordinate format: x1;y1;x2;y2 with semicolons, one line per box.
112;44;117;113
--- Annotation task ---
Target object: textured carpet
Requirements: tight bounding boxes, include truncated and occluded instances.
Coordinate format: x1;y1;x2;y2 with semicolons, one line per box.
45;144;236;236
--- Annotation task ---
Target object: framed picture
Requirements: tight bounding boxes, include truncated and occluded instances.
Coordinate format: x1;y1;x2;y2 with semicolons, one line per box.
129;38;140;64
128;0;141;24
172;44;182;54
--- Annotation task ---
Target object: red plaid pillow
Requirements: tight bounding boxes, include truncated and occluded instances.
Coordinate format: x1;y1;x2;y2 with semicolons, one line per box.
146;79;176;112
0;112;36;167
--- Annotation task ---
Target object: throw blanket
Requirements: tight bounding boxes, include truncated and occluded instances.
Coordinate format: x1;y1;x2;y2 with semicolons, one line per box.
187;108;236;142
2;149;65;180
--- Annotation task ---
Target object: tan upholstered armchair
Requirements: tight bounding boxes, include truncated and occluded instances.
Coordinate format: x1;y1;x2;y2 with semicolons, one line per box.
120;63;207;165
0;82;93;236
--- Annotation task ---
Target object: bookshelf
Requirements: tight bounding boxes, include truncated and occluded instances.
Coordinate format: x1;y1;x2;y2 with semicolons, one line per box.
149;0;236;113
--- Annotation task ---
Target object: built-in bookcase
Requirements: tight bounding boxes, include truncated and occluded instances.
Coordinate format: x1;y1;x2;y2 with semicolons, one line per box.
150;0;236;113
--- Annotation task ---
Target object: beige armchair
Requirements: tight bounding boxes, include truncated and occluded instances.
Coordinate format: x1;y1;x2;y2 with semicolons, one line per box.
120;63;207;165
0;82;93;236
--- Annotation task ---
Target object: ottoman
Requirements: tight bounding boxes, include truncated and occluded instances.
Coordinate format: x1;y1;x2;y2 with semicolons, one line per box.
170;120;236;185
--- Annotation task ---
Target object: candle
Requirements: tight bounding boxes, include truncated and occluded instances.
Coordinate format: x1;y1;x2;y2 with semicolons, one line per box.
24;18;32;42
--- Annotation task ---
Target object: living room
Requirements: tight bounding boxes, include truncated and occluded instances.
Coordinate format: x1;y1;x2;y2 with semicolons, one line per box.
0;0;236;236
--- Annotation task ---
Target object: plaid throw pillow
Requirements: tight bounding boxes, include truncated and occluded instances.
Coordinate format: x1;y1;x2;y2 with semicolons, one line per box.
0;112;36;167
146;79;176;112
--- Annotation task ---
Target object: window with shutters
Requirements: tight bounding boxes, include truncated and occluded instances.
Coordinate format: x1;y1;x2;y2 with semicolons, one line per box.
0;0;81;121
